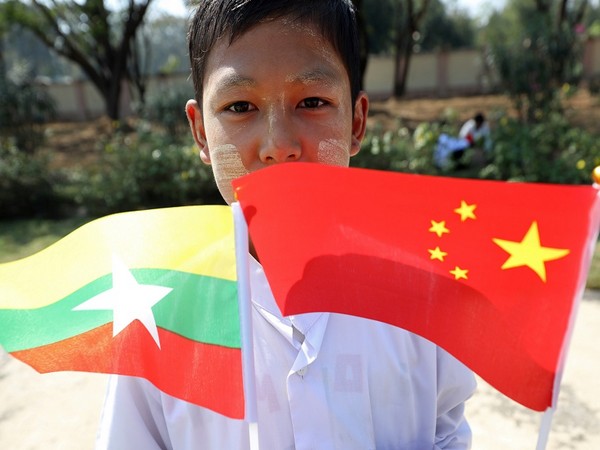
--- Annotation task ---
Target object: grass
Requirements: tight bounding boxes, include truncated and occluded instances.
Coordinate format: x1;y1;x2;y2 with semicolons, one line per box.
0;217;88;263
1;217;599;290
586;242;600;290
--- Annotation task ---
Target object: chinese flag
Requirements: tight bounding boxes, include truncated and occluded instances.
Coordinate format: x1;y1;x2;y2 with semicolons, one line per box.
233;163;600;412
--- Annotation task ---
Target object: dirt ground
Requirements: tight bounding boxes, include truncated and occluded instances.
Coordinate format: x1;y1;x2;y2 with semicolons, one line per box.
368;90;600;132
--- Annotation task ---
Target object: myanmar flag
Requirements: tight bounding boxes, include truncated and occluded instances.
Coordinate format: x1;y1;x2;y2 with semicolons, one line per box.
0;205;245;420
233;163;600;412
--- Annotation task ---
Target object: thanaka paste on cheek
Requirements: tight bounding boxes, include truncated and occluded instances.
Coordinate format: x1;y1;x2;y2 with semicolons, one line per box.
317;139;351;167
210;144;250;204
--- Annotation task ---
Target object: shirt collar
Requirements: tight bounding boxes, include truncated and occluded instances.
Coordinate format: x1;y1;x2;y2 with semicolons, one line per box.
248;256;326;344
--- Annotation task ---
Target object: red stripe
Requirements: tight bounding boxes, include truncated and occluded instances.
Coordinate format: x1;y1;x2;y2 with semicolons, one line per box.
11;322;245;419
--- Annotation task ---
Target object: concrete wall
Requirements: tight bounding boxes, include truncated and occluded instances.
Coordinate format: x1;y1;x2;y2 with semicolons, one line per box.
366;48;499;99
42;38;600;120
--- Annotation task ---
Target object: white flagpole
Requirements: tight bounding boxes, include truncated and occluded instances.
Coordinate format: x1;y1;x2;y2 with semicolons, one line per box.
536;185;600;449
233;202;259;450
535;408;554;450
535;281;583;450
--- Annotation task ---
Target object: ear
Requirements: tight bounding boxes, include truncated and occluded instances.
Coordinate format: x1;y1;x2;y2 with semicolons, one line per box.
185;99;211;165
350;91;369;157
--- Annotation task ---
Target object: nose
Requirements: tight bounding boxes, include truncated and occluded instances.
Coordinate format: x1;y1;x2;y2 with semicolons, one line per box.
259;111;301;164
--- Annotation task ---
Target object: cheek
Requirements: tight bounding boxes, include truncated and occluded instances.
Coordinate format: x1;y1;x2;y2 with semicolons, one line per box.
210;144;250;204
317;139;351;167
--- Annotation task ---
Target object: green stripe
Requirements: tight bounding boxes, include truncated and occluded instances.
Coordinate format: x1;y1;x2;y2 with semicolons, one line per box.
0;269;240;352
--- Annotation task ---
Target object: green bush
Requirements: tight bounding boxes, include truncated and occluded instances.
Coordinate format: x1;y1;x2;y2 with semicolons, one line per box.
479;113;600;184
68;126;221;217
357;113;600;186
484;2;584;123
353;120;451;175
0;143;68;218
0;71;59;218
0;75;55;153
137;86;192;138
588;75;600;96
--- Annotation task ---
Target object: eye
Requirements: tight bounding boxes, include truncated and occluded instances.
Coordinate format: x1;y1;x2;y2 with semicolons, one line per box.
225;101;256;113
299;97;327;109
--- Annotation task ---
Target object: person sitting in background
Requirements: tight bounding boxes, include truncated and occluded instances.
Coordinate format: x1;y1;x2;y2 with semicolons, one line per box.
458;112;492;153
434;112;492;169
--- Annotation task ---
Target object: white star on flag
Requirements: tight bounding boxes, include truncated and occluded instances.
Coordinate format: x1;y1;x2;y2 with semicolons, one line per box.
73;256;172;348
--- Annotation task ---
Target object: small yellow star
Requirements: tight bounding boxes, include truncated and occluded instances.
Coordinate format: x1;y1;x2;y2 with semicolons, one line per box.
492;221;570;282
450;266;469;280
454;200;477;222
429;220;450;237
428;246;448;261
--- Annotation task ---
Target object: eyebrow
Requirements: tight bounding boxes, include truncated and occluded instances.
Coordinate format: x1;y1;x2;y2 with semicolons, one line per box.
211;66;341;99
286;68;339;87
213;73;256;96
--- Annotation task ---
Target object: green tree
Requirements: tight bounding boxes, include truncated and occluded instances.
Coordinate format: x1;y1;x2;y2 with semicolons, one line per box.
419;0;476;51
145;14;188;75
361;0;476;96
362;0;475;53
5;0;154;121
0;2;54;153
362;0;397;54
482;0;588;122
2;26;77;80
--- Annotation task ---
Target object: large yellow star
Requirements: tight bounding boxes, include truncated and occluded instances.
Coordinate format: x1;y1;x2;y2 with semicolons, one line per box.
454;200;477;222
492;221;570;282
429;220;450;237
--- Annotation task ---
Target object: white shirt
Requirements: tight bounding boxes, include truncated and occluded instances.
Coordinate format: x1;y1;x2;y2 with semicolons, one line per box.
96;258;476;450
458;119;492;151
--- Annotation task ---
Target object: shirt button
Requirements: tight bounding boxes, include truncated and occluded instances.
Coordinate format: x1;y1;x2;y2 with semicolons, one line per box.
297;367;307;377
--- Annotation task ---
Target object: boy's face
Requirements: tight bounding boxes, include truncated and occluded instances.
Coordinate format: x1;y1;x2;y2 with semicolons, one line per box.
186;18;369;204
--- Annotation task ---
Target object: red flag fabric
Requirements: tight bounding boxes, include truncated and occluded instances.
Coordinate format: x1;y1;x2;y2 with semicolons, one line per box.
233;163;600;412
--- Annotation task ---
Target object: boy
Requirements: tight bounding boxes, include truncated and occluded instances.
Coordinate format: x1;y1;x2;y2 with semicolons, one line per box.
96;1;476;448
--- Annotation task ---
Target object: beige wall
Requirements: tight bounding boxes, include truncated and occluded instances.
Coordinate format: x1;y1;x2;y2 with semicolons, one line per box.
368;49;498;98
42;38;600;120
407;52;438;93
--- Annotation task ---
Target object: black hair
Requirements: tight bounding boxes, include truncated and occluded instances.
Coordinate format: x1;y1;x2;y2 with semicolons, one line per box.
187;0;360;107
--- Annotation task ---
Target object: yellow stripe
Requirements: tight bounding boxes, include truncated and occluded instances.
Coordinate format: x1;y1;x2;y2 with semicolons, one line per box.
0;205;236;309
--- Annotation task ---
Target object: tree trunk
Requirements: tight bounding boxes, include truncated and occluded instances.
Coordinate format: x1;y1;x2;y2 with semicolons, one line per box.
393;26;411;97
392;0;430;99
106;81;121;122
394;42;412;98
